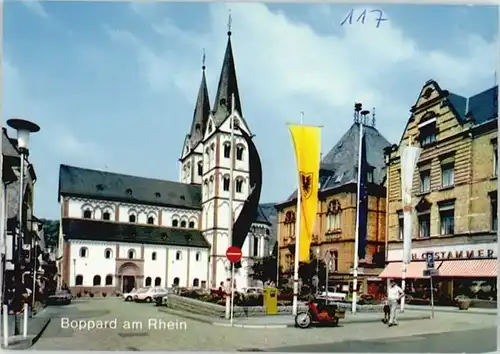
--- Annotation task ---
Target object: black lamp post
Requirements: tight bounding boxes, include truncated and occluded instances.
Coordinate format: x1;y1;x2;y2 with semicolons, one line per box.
6;118;40;335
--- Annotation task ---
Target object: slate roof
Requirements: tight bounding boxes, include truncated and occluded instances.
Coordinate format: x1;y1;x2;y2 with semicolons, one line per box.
446;85;497;124
62;218;210;248
285;122;391;201
188;69;211;149
255;204;275;225
58;165;202;210
2;128;20;158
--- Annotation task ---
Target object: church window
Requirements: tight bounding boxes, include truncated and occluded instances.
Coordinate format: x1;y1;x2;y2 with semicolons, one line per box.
235;179;243;193
104;248;112;259
105;275;113;285
176;251;182;260
172;219;179;227
102;211;111;220
197;161;203;176
204;148;210;169
129;214;136;223
203;180;209;198
79;247;88;258
75;275;83;286
147;216;155;225
209;176;214;194
145;277;152;286
193;278;200;287
223;176;230;191
210;144;215;162
155;277;161;286
152;252;157;260
223;143;231;158
208;122;213;133
93;275;101;286
195;252;201;261
83;210;92;219
236;145;244;161
180;220;187;228
128;249;136;259
189;221;195;228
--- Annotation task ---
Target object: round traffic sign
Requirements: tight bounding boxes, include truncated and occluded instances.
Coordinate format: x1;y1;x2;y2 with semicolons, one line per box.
226;246;242;263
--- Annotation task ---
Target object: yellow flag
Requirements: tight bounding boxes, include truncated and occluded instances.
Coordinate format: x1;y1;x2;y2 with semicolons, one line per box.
289;125;321;263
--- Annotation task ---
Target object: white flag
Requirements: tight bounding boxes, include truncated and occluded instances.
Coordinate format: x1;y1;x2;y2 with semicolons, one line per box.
400;144;421;264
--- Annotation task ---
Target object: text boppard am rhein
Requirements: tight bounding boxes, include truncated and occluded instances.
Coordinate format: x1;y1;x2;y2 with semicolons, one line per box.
61;317;187;331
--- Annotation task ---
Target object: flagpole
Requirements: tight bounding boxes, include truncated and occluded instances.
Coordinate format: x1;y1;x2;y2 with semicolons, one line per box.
351;122;364;314
226;94;236;321
292;112;305;316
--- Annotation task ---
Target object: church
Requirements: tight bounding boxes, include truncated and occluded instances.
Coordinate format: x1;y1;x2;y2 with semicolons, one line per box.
56;29;274;295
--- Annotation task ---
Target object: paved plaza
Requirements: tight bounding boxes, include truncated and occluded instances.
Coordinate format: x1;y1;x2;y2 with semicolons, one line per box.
31;298;497;351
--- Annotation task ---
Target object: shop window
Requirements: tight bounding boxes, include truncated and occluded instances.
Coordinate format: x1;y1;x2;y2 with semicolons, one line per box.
439;201;455;235
418;213;431;238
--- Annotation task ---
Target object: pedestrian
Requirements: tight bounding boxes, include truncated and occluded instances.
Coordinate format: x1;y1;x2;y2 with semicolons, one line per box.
382;297;390;324
387;279;405;327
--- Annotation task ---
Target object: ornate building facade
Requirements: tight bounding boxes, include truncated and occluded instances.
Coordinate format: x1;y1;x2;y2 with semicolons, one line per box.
57;30;273;294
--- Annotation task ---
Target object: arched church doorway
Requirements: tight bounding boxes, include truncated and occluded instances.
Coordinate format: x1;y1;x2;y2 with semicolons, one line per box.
118;262;140;293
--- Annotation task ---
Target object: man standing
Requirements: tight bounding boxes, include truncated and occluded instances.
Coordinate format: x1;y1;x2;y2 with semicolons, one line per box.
387;279;405;327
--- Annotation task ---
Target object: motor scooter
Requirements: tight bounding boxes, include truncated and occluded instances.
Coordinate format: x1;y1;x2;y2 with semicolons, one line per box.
295;297;346;329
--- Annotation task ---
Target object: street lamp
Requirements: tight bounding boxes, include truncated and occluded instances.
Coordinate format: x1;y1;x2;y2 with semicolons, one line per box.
7;118;40;335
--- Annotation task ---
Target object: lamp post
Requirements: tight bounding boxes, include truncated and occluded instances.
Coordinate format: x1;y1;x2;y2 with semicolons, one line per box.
7;118;40;335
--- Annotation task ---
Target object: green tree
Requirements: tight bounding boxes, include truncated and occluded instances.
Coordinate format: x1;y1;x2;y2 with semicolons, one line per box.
298;251;327;288
250;255;281;283
40;219;59;248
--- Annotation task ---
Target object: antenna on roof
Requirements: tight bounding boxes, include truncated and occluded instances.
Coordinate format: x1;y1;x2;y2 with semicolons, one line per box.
371;107;376;127
361;109;370;125
354;103;362;123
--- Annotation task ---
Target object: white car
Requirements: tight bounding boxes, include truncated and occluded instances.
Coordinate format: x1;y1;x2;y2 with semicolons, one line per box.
318;288;347;301
134;287;168;303
123;288;141;302
243;287;263;295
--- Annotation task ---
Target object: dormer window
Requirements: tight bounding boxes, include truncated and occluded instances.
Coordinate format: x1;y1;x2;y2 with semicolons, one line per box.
155;192;161;198
125;188;133;196
367;169;374;183
418;111;437;147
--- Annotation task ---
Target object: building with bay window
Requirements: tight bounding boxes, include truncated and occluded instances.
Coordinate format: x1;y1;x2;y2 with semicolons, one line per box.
381;80;498;302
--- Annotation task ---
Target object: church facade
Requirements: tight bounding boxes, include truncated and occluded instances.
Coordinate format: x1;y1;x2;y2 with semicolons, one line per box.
57;30;272;294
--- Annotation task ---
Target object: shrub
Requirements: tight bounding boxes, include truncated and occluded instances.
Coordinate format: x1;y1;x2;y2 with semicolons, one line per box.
89;292;94;298
83;290;89;295
76;292;82;298
102;292;107;297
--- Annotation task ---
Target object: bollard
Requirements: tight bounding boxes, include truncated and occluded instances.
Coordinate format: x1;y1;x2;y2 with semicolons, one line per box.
23;303;28;338
2;305;8;347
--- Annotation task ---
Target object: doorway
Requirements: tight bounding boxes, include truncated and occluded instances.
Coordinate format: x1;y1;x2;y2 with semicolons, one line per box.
123;276;136;293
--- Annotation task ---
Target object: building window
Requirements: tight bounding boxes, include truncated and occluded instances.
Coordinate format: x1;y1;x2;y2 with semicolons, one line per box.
104;248;112;259
188;221;195;228
105;275;113;285
493;145;498;177
236;145;244;161
152;252;157;261
129;214;136;223
419;167;431;193
223;176;230;191
83;210;92;219
224;142;231;158
198;161;203;176
173;277;180;286
193;278;200;287
332;251;339;272
172;219;179;227
147;216;155;225
155;277;161;286
418;213;431;238
235;179;243;193
326;200;342;231
195;252;201;261
367;170;374;183
102;211;111;220
284;211;296;237
491;194;497;231
419;122;437;146
440;157;455;187
145;277;152;286
128;249;135;259
93;275;101;286
253;236;259;257
180;220;187;228
203;180;209;198
398;212;404;240
75;275;83;286
209;176;214;194
266;229;270;235
176;251;182;260
79;247;88;258
439;201;455;235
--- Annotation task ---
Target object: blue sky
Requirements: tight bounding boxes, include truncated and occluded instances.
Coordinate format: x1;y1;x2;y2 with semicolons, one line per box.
3;2;498;219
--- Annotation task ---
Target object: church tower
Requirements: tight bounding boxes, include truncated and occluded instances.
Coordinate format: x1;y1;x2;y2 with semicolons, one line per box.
201;28;254;289
179;57;211;185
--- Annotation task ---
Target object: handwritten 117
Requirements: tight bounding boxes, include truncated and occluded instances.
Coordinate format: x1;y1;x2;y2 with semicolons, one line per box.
341;9;388;28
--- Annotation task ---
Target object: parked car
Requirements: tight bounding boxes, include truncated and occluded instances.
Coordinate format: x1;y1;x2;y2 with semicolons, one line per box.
242;287;263;295
134;287;169;303
318;287;347;301
47;290;72;305
123;288;142;302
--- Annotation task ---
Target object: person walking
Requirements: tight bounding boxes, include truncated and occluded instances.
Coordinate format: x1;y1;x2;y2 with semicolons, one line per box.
387;279;405;327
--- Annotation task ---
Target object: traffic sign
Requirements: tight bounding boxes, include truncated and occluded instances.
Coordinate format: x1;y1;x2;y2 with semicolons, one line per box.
425;252;435;269
226;246;242;263
423;269;439;277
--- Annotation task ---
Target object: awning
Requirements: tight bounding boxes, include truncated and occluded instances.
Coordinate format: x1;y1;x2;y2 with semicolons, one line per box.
379;262;432;279
437;259;497;277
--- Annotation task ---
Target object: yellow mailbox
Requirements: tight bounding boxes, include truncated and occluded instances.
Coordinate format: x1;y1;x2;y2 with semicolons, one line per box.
263;287;278;315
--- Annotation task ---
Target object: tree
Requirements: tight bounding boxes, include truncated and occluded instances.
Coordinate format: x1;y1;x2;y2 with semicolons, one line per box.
40;219;59;249
250;256;280;283
298;251;327;288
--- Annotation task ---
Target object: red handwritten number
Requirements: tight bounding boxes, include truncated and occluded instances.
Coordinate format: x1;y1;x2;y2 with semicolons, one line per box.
341;9;388;28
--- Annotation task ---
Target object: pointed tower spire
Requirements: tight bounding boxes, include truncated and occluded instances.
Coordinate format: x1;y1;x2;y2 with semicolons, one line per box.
212;10;242;126
188;49;211;147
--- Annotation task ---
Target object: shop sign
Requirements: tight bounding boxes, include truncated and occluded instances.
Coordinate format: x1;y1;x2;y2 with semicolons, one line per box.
411;248;495;261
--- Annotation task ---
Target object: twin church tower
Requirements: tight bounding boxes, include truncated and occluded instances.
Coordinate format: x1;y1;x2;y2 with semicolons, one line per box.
179;28;256;288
